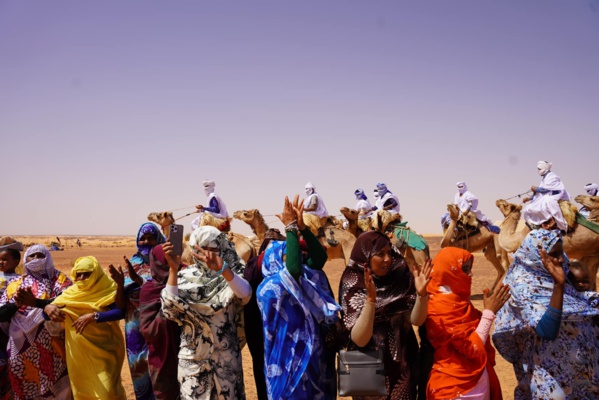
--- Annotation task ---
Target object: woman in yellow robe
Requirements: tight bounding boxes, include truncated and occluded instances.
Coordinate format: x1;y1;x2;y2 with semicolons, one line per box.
45;256;127;400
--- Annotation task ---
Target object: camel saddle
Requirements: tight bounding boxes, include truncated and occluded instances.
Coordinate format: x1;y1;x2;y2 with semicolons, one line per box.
559;200;578;231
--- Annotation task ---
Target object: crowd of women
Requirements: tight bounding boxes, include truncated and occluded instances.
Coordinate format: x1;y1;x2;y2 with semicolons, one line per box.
1;192;599;400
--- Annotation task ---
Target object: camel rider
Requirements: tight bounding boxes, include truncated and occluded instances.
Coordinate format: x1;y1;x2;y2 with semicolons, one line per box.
354;188;373;219
191;179;230;231
522;161;571;231
303;182;329;237
579;183;598;218
454;181;500;234
372;183;400;214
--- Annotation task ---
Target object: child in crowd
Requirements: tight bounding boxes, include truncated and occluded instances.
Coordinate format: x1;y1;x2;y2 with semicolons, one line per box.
568;260;592;292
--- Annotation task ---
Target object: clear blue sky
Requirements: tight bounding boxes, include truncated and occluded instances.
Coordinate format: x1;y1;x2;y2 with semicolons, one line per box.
1;0;598;236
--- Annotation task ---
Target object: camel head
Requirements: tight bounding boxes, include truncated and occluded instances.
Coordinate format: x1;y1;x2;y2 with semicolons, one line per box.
495;199;522;217
147;211;175;229
233;209;262;224
575;195;599;211
447;204;460;221
339;207;359;221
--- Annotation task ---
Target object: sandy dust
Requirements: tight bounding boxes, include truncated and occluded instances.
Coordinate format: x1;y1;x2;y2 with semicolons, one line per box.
10;235;517;399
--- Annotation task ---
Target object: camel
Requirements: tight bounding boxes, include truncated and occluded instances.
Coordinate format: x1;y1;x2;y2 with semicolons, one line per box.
367;210;430;271
575;195;599;222
496;198;599;289
147;211;255;264
339;207;373;236
233;209;270;242
441;204;509;291
233;208;356;264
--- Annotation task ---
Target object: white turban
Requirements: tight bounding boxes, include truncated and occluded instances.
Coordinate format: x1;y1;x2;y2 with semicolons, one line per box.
456;181;468;195
203;179;215;195
305;181;315;195
585;183;599;196
537;161;552;176
373;189;379;199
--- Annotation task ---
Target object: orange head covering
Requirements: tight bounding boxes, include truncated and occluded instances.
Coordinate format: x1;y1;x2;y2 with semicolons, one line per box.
426;247;499;399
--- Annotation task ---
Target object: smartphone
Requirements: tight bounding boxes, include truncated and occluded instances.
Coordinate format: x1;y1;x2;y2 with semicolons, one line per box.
169;224;184;256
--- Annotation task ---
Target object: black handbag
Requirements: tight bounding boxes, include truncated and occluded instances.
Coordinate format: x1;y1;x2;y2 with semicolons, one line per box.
337;346;388;396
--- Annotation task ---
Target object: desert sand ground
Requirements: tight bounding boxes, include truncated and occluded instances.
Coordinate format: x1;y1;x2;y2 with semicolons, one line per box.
10;234;517;399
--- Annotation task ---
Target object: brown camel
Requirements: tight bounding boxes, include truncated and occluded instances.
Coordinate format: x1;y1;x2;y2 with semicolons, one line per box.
233;209;270;242
441;204;509;291
369;210;430;271
496;198;599;289
233;208;356;264
147;211;255;264
575;194;599;222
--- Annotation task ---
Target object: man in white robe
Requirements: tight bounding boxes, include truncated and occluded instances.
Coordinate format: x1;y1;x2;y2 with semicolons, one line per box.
373;183;400;214
353;188;373;219
579;183;598;218
191;179;229;231
522;161;571;231
455;182;493;225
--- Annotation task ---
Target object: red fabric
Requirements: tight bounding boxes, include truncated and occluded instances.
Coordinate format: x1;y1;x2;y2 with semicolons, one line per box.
426;247;502;399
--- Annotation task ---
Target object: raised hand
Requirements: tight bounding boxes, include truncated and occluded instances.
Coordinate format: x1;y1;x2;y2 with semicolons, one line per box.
44;304;66;322
483;283;511;313
276;196;297;227
364;267;376;303
72;313;95;334
124;256;143;286
163;242;182;271
540;249;566;286
413;259;433;297
108;264;125;287
291;194;306;231
191;245;224;272
15;287;37;308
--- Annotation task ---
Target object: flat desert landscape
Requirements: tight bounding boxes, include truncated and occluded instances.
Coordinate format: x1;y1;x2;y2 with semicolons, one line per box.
8;234;517;399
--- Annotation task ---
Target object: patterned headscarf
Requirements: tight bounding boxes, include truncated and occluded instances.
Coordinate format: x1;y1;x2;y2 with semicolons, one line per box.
23;245;55;280
0;245;71;315
178;226;245;308
493;229;599;363
130;222;166;266
257;240;340;399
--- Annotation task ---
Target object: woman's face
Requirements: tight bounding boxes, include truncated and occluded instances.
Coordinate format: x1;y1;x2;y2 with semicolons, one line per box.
547;240;565;266
0;251;19;273
26;252;46;262
138;233;158;247
75;271;92;281
369;244;393;277
461;257;474;277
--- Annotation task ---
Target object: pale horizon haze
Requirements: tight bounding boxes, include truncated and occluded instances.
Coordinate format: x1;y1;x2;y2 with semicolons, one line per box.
1;0;598;237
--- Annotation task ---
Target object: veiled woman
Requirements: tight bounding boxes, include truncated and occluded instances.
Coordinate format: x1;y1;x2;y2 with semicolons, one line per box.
339;230;431;400
425;247;508;399
493;229;599;399
139;242;184;399
123;222;166;400
258;196;341;399
161;226;252;400
46;256;127;399
0;244;71;399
